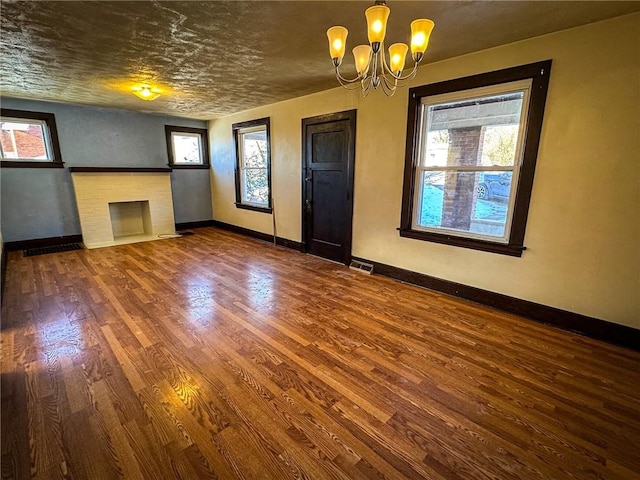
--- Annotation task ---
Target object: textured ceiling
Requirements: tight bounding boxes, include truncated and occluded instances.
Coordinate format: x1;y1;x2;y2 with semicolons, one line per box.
1;1;639;119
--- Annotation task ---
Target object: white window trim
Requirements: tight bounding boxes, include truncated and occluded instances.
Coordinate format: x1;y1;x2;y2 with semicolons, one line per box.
0;116;55;162
237;125;269;208
411;79;533;244
170;131;204;165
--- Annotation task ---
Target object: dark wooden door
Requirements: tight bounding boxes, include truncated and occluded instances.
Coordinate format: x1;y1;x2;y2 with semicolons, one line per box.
302;110;356;264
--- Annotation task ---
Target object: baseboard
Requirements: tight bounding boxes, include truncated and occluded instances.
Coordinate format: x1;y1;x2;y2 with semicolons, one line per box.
210;220;303;252
1;239;7;305
4;234;84;252
175;220;216;231
353;256;639;351
276;236;305;252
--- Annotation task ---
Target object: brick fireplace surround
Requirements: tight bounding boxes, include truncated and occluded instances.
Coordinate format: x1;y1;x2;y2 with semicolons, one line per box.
69;167;176;249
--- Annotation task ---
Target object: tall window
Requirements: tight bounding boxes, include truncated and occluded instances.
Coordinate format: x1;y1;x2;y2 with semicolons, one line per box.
400;61;552;256
0;109;63;168
165;125;210;169
233;117;272;213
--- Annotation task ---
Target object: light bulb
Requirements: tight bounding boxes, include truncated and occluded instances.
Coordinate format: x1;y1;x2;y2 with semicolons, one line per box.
388;43;408;74
327;26;348;61
410;19;435;58
132;85;161;101
352;45;372;75
413;32;425;48
365;5;390;45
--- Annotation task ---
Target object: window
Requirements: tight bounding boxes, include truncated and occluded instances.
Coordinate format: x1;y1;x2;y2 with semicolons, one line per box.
0;109;63;168
400;61;552;256
165;125;210;169
233;117;272;213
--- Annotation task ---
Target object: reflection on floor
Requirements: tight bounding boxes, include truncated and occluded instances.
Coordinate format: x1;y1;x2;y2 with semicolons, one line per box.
2;227;639;479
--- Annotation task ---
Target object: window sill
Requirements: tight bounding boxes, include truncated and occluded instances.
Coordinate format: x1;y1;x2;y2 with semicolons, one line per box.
169;164;210;170
235;203;272;214
399;228;525;257
1;161;64;169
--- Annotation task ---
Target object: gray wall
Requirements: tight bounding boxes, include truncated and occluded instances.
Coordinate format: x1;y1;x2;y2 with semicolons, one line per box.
0;98;213;242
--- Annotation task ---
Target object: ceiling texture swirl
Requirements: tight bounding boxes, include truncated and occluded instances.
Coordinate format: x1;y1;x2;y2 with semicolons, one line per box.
1;1;638;119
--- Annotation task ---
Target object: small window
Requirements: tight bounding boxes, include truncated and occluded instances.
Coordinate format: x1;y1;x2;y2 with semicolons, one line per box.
165;126;210;169
232;117;272;213
0;109;63;168
400;61;552;256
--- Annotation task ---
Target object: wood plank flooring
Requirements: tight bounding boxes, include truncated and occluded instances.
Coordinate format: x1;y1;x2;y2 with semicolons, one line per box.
2;226;639;479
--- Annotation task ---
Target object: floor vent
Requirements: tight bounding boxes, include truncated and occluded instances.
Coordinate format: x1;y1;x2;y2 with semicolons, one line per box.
24;243;83;257
349;260;374;274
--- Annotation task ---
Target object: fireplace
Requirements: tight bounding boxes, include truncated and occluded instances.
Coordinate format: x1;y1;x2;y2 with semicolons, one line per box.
70;167;176;249
109;200;152;240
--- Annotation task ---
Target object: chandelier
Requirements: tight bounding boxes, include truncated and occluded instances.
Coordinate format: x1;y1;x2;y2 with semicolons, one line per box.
326;0;434;97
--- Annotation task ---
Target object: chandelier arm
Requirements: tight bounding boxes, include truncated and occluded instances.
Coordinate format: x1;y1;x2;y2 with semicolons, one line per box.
391;62;420;82
382;85;397;97
362;47;374;82
380;46;421;83
378;66;419;92
394;74;418;88
377;42;386;80
378;65;401;90
380;82;395;97
335;66;363;84
380;73;398;96
338;79;364;90
380;42;393;76
337;77;364;90
361;76;373;97
370;51;379;85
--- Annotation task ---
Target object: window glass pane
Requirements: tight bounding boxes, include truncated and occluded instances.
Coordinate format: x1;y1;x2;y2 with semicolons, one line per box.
233;119;271;211
480;125;519;167
172;133;202;164
241;129;267;168
242;168;269;205
0;120;50;160
417;170;512;239
422;92;523;167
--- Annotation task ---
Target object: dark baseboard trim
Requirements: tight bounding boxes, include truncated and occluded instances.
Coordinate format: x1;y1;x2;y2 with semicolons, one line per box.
4;234;84;252
69;167;172;173
277;236;305;252
210;220;303;252
1;240;7;305
175;220;216;231
353;256;639;352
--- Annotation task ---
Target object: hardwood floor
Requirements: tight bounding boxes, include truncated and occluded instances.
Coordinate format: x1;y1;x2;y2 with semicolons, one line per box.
2;226;639;479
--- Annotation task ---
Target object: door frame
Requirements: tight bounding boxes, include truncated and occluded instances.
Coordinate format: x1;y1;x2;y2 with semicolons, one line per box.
301;109;357;265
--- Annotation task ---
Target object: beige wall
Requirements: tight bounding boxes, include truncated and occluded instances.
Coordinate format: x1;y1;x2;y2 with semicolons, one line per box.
209;13;640;329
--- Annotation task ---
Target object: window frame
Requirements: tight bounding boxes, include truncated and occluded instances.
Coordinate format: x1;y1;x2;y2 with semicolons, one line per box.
412;80;532;244
0;109;64;168
400;60;552;257
165;125;210;169
232;117;272;214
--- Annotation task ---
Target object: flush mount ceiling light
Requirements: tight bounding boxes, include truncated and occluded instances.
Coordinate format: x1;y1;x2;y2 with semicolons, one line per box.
327;0;434;97
132;85;161;101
